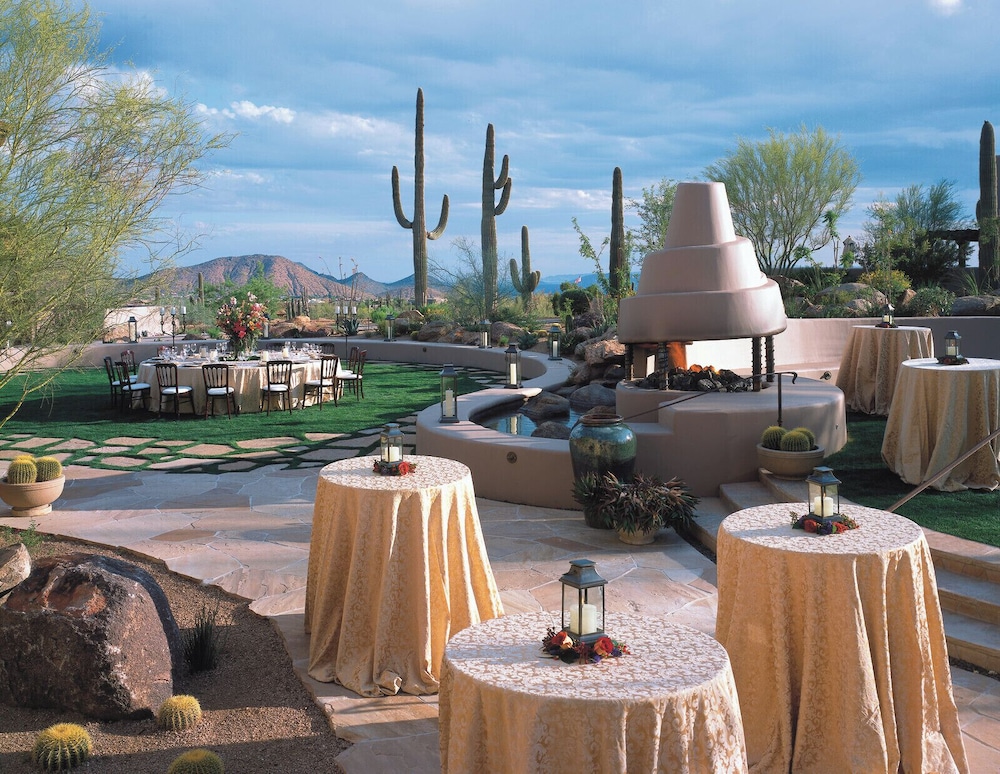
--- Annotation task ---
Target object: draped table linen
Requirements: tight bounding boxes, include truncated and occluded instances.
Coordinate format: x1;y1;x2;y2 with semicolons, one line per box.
305;455;503;696
881;357;1000;491
716;504;967;774
835;325;934;415
440;611;748;774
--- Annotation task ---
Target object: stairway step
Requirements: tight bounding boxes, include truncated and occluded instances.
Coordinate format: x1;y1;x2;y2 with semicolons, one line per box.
942;609;1000;674
935;567;1000;625
718;481;777;513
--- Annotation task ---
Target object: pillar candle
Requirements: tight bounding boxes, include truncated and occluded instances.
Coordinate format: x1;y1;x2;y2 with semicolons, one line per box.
444;389;455;416
570;603;598;635
508;363;518;385
387;447;401;462
812;496;835;518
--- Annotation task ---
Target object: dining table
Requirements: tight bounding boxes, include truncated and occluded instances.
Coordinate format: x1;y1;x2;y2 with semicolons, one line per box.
439;610;748;774
715;503;968;774
304;454;503;697
835;324;934;414
881;357;1000;491
137;356;323;415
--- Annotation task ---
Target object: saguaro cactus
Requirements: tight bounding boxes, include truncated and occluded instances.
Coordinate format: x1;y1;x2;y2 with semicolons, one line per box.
481;123;512;317
392;88;449;308
609;166;626;297
977;120;998;284
510;225;540;310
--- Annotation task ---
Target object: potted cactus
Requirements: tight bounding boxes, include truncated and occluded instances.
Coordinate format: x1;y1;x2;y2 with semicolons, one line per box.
756;425;825;479
0;454;66;516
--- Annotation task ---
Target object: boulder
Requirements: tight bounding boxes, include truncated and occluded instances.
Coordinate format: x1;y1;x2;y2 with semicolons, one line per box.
569;383;618;411
520;391;570;422
416;320;452;341
0;553;182;720
0;542;31;595
532;421;572;440
951;295;1000;316
584;338;626;365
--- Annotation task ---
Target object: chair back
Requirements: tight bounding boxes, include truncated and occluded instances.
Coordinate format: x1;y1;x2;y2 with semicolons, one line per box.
121;350;138;374
104;356;117;384
320;354;339;381
266;359;293;387
114;360;134;387
355;350;367;375
155;362;179;389
347;346;361;372
320;342;336;355
202;363;230;390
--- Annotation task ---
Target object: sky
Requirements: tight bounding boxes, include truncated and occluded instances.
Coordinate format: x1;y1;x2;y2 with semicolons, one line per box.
89;0;993;283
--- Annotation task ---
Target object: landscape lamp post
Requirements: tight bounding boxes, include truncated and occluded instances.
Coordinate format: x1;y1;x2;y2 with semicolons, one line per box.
479;319;491;349
504;344;521;389
384;313;395;342
548;325;561;360
439;364;459;423
127;316;138;343
560;559;606;645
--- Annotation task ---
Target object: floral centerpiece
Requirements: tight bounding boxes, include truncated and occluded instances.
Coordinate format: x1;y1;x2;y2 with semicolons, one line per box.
790;511;859;535
373;459;417;476
541;627;629;664
216;292;268;360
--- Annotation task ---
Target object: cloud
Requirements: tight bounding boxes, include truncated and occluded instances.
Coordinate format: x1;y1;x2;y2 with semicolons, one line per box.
195;101;295;124
928;0;962;15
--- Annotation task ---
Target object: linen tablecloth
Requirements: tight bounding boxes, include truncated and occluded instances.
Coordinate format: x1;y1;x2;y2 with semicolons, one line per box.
881;357;1000;491
440;611;748;774
305;455;503;696
716;504;967;774
835;325;933;414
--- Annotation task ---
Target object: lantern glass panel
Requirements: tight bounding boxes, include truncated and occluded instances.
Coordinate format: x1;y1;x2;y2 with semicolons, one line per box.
807;466;841;518
548;326;561;360
505;344;521;388
559;559;606;644
945;331;961;358
440;364;459;422
380;423;404;465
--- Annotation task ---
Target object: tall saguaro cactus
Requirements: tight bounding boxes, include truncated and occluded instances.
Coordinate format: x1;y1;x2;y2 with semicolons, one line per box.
510;225;540;310
481;123;512;316
609;166;626;297
977;120;998;284
392;88;449;308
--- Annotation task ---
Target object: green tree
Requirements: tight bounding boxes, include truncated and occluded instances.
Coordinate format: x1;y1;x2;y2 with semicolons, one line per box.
628;177;678;258
0;0;228;425
704;126;860;276
431;237;513;326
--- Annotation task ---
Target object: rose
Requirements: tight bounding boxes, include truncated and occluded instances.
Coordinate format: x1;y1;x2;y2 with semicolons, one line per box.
593;636;615;658
397;461;411;475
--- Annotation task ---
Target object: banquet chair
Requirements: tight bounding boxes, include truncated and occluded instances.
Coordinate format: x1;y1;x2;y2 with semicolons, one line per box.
154;362;195;419
120;349;139;377
339;350;366;400
346;345;361;373
202;363;237;418
115;360;151;412
261;359;293;415
302;355;340;410
320;342;336;355
103;356;127;408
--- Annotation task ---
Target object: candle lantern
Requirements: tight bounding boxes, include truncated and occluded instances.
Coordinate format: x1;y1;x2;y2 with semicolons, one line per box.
127;316;138;343
880;303;895;328
504;343;521;388
559;559;606;645
379;423;404;469
807;466;841;519
945;330;961;358
439;363;459;423
548;325;561;360
479;319;491;349
384;313;395;342
262;315;270;339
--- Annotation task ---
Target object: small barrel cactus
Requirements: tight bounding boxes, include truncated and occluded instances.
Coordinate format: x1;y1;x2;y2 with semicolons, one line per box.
6;456;38;484
32;723;92;771
760;425;788;450
790;427;816;449
34;456;63;482
167;748;225;774
158;695;203;731
779;429;813;452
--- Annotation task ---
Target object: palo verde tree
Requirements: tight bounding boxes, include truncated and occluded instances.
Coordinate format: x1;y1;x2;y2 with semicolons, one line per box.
480;123;511;317
704;125;860;276
628;177;678;258
0;0;229;426
392;88;449;308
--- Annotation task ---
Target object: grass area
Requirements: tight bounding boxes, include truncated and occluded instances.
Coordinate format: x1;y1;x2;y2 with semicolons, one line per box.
825;412;1000;548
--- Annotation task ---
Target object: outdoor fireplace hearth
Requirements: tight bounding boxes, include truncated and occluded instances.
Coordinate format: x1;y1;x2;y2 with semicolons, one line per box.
632;365;751;393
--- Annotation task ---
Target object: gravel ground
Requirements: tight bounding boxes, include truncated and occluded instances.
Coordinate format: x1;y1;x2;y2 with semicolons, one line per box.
0;539;351;773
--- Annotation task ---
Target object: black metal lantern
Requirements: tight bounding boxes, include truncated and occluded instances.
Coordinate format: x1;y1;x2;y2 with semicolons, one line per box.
479;319;491;349
504;343;521;388
807;466;841;519
560;559;606;645
548;325;561;360
127;316;138;343
379;423;404;469
385;313;395;342
440;363;459;423
945;330;961;358
880;303;895;328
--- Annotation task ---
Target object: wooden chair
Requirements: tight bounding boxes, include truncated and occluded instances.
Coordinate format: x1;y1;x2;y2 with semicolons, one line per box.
120;350;139;377
302;355;340;410
261;359;293;414
338;350;366;400
103;356;126;408
320;342;337;355
115;360;150;412
154;362;195;419
202;363;237;418
346;345;361;373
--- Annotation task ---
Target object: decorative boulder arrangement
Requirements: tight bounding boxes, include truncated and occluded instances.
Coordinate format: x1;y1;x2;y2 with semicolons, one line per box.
0;553;183;720
0;542;31;593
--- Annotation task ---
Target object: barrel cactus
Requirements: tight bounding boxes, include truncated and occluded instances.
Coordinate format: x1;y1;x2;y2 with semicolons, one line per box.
32;723;92;771
158;695;203;731
5;456;37;484
790;427;816;449
779;429;813;452
760;425;788;450
34;456;63;482
167;748;224;774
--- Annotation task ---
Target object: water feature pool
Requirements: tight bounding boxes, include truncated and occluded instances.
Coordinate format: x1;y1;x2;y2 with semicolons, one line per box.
477;402;584;436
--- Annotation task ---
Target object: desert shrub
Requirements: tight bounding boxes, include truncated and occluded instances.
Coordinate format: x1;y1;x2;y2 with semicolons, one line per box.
900;286;955;317
858;268;911;303
183;603;226;673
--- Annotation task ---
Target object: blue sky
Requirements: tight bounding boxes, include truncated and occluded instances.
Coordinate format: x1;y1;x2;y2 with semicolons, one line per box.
91;0;991;282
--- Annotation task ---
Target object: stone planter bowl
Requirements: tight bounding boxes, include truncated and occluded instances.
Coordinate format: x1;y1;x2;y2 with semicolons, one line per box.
616;527;660;545
0;476;66;517
756;444;826;480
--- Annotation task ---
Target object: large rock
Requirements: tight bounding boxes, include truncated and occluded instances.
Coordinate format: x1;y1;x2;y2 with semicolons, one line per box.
0;553;182;720
0;542;31;594
520;391;570;422
584;338;626;365
569;383;618;411
951;295;1000;316
532;421;572;440
416;320;452;341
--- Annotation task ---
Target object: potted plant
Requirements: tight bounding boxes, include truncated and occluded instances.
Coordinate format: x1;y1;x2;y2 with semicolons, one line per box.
756;425;825;479
0;455;66;517
572;471;699;544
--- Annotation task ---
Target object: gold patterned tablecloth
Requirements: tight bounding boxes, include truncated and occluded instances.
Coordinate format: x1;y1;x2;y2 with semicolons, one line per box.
716;504;968;774
305;455;503;696
440;611;748;774
881;357;1000;491
835;325;934;414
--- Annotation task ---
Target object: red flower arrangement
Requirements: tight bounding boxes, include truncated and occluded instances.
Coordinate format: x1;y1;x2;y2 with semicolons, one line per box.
373;459;417;476
216;292;268;357
790;512;859;535
541;627;629;664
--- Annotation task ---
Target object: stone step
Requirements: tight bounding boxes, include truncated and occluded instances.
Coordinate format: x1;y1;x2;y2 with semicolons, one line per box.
942;609;1000;674
935;567;1000;625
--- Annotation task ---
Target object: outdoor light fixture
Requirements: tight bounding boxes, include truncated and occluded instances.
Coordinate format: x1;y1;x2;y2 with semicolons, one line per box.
945;330;962;358
439;363;459;423
504;343;521;388
560;559;606;645
879;303;895;328
807;466;841;519
548;325;561;360
385;312;395;342
127;316;138;343
479;319;491;349
379;423;404;469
